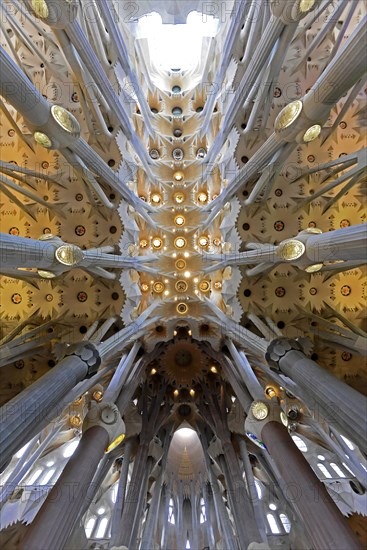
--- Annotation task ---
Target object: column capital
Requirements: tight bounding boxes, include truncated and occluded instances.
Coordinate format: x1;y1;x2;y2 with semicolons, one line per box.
66;343;101;377
83;402;125;446
265;338;303;371
245;401;283;442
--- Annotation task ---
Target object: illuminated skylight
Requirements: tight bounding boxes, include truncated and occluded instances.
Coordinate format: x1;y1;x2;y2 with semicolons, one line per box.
175;427;196;439
136;11;219;70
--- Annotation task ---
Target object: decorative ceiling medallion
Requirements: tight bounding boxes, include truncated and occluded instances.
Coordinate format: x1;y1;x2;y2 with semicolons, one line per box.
172;148;184;161
31;0;49;18
251;401;269;420
139;239;148;249
176;302;188;314
34;131;53;148
299;0;316;13
141;283;149;292
275;100;303;131
37;269;56;279
196;147;207;159
153;281;165;294
213;281;222;290
199;281;210;292
151;193;162;204
106;433;125;454
175;259;186;270
51;105;79;135
304;263;323;273
69;415;82;428
174;215;185;226
198;235;209;248
277;239;305;261
197;192;208;204
175;280;188;292
55;244;84;266
174;237;187;249
304;227;322;234
173;171;184;182
174;192;185;204
303;124;321;142
152;237;163;250
149;148;160;159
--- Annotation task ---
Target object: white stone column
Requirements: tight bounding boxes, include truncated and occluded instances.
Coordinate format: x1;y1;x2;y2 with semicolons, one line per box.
266;338;367;454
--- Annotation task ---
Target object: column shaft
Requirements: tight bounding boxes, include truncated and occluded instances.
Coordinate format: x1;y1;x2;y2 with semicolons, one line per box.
20;425;109;550
261;421;362;550
278;349;367;453
305;224;367;263
0;233;57;269
0;353;90;471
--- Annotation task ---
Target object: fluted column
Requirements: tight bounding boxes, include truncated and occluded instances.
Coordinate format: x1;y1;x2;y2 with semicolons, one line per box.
21;426;109;550
302;224;367;264
190;481;199;550
236;436;267;543
227;340;264;400
20;401;124;550
201;434;237;550
0;343;100;471
261;420;362;550
266;338;367;453
0;233;60;270
109;438;134;545
202;482;216;549
140;433;171;550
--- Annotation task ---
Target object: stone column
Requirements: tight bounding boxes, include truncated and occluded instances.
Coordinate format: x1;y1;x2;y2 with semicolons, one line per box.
177;481;185;550
227;340;264;400
261;420;362;550
159;485;171;549
190;481;199;550
202;482;216;549
21;400;124;550
109;438;134;546
236;436;268;543
266;338;367;453
140;433;171;550
201;436;237;550
0;343;100;471
302;224;367;264
0;233;61;270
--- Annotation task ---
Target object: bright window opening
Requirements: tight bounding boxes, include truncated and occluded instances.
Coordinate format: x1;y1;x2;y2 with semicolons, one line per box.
95;517;109;539
340;435;354;450
330;463;346;478
292;435;308;452
27;468;43;485
200;497;206;524
85;517;96;538
63;440;79;458
255;479;262;499
317;463;332;478
39;468;55;485
15;441;32;459
267;513;281;534
279;513;291;533
342;462;354;475
136;12;219;70
168;498;175;525
186;540;191;549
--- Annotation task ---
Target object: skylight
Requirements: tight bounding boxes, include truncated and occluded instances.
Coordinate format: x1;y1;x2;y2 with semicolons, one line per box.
136;11;219;70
